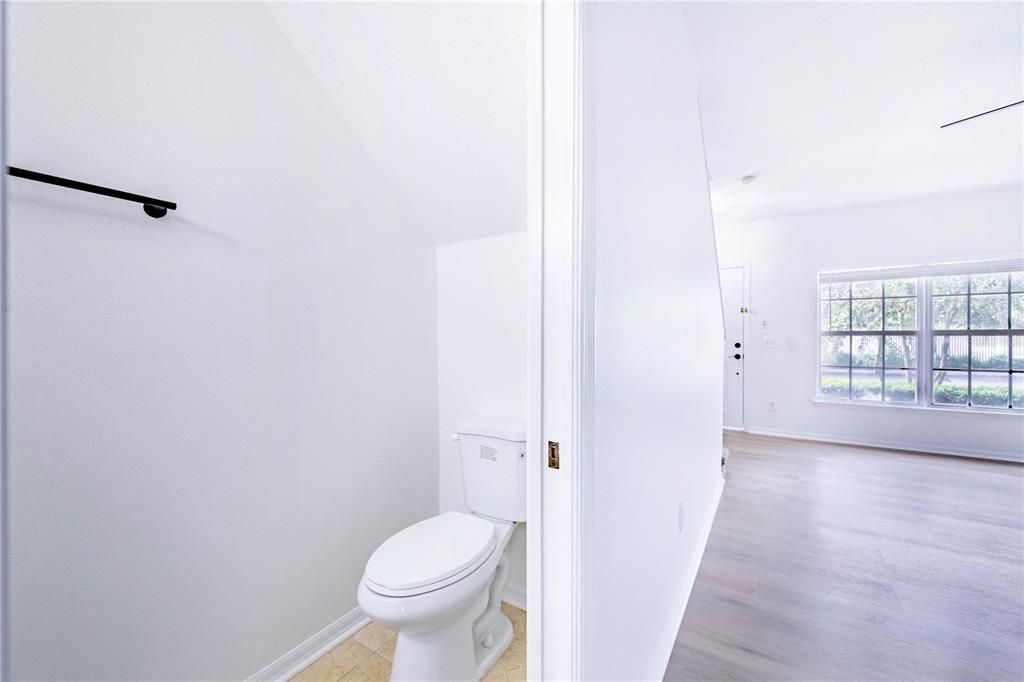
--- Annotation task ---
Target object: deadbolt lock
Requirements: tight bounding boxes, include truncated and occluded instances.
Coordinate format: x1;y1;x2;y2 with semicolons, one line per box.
548;441;560;469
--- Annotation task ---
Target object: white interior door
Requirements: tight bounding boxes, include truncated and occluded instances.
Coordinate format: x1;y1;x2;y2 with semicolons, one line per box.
720;266;746;429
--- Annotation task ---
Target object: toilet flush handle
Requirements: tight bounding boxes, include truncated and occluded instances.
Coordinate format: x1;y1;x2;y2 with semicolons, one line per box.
451;433;459;442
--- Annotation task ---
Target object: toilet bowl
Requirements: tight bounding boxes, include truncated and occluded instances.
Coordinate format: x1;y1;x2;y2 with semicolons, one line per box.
358;512;516;680
357;416;526;681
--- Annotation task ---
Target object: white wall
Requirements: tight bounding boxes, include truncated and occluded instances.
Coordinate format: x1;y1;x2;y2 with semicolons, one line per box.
582;4;725;679
0;5;7;679
6;3;438;678
267;2;528;246
717;186;1024;461
436;232;528;604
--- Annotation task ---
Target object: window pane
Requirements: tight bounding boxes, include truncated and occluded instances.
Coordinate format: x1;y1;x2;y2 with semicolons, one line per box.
884;278;917;297
932;295;967;330
1014;336;1024;371
884;370;916;403
819;302;830;330
851;368;882;401
829;282;850;299
830;300;850;331
852;281;882;298
1012;294;1023;330
852;335;883;367
852;299;882;331
933;371;968;405
933;335;968;369
971;372;1009;408
884;297;916;330
969;294;1008;330
1011;272;1024;292
820;367;849;398
971;335;1009;370
1014;383;1023;409
933;275;968;295
821;335;850;366
885;335;916;368
970;273;1009;293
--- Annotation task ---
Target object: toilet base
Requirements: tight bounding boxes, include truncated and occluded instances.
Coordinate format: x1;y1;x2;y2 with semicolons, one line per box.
474;613;513;679
360;517;519;681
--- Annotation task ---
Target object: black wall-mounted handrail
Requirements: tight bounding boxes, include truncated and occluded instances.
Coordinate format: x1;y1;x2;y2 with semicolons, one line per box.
6;166;177;218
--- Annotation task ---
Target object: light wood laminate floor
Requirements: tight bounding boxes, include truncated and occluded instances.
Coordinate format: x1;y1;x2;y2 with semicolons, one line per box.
667;432;1024;681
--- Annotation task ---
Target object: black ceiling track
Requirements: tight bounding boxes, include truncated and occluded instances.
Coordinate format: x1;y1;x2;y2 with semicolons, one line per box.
6;166;177;218
940;100;1024;129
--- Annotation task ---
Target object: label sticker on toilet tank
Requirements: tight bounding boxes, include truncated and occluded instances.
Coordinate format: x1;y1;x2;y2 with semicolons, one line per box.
480;445;498;462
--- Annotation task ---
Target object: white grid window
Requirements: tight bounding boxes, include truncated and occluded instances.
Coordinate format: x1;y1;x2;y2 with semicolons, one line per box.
819;278;918;403
818;260;1023;411
930;272;1023;408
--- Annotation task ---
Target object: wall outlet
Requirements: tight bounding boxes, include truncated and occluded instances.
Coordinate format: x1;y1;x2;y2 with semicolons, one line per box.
768;400;776;412
763;336;777;349
678;500;686;533
787;337;798;351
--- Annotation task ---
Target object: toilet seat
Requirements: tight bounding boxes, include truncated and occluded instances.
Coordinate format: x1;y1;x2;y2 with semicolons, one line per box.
364;512;497;597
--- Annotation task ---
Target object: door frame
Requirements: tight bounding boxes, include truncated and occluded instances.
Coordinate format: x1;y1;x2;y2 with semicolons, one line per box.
527;1;588;678
719;263;750;432
524;0;544;677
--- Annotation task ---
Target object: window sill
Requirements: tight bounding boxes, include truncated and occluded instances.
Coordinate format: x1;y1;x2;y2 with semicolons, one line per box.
811;398;1023;417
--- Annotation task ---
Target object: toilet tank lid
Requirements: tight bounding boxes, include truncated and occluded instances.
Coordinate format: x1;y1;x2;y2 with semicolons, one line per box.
456;416;526;442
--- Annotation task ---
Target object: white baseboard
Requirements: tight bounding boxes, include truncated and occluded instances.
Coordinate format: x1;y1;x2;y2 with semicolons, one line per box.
502;581;527;611
741;427;1023;464
248;607;370;682
648;475;725;681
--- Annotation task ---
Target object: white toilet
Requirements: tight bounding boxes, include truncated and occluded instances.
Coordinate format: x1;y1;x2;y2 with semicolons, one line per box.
357;416;526;681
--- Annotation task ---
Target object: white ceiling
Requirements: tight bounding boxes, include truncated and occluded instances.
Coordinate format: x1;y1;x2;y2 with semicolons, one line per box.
682;2;1023;221
267;2;527;245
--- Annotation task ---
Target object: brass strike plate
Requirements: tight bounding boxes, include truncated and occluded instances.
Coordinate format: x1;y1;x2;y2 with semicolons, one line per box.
548;441;560;469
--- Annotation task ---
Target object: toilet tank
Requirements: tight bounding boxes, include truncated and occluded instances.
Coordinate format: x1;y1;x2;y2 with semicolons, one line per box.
456;416;526;522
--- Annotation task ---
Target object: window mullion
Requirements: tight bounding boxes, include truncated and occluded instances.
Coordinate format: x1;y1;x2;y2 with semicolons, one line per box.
1010;328;1015;409
881;285;887;402
920;276;930;407
967;276;973;406
847;287;853;400
1009;286;1014;409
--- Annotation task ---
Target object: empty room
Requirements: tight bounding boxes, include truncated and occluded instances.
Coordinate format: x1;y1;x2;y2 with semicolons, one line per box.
670;2;1023;681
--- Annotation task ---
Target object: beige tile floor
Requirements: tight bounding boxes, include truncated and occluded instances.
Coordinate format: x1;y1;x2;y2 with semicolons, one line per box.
292;603;526;682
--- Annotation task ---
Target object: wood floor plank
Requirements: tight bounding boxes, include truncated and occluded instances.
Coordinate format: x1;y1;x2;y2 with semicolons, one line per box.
667;433;1024;681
